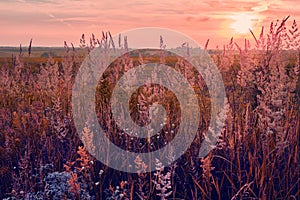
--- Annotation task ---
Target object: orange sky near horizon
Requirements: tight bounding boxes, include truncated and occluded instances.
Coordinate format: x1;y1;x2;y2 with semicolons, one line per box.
0;0;299;48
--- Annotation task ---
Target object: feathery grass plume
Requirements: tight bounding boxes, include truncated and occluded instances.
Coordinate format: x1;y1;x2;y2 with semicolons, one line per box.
212;37;236;72
160;35;166;49
134;155;149;199
200;154;214;182
68;172;81;198
11;143;33;199
236;16;300;199
63;146;94;199
76;146;93;175
28;38;32;56
159;35;167;64
109;31;115;50
199;153;215;199
186;42;190;57
165;144;177;199
91;33;97;46
71;43;75;52
80;34;86;48
217;98;234;149
89;38;94;50
250;28;258;44
204;39;210;51
19;44;22;57
118;33;122;48
152;158;172;200
0;22;299;199
250;17;297;139
64;41;69;53
96;38;102;48
0;64;11;95
124;35;128;52
50;95;68;140
81;126;95;155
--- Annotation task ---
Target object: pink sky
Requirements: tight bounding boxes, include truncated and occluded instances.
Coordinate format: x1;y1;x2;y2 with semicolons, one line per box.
0;0;299;48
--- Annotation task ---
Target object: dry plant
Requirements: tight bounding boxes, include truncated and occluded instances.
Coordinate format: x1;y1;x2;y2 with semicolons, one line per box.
0;19;299;200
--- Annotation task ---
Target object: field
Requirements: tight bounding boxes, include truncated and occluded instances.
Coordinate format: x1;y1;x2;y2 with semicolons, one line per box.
0;19;299;200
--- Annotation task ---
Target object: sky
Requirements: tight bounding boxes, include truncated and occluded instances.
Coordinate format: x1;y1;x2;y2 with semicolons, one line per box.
0;0;299;48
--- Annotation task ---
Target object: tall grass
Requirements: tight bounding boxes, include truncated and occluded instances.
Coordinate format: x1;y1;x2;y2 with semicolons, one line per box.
0;17;299;200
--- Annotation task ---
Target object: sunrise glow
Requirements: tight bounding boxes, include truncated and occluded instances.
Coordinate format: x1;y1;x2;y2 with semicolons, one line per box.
230;13;254;34
0;1;299;47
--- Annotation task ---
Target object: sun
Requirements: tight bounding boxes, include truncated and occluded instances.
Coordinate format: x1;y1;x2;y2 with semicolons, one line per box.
230;13;253;34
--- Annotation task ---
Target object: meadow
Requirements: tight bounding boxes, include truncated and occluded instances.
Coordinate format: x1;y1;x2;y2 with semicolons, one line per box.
0;18;299;200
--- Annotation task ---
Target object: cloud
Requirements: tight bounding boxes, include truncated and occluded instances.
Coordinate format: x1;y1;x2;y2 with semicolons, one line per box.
0;0;298;46
12;0;55;3
186;16;210;21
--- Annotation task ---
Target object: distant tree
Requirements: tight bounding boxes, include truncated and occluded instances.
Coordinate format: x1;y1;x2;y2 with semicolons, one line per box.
40;52;57;58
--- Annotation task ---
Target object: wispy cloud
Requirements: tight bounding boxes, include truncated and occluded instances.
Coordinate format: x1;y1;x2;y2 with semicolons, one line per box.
0;0;298;46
